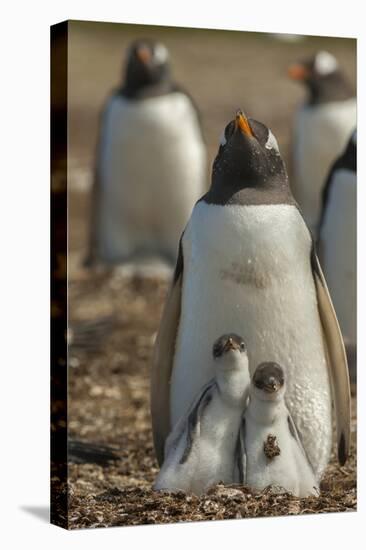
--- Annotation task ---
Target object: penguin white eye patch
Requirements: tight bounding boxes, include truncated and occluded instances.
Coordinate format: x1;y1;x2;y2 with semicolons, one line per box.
154;44;169;64
314;51;338;75
265;130;280;154
219;129;227;146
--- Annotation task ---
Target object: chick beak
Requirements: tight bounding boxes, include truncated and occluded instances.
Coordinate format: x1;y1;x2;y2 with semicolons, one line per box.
235;110;255;137
265;377;278;392
136;45;152;64
288;63;309;80
224;337;235;353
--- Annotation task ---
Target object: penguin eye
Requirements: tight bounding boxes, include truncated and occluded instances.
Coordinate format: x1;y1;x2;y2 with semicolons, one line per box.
219;121;235;147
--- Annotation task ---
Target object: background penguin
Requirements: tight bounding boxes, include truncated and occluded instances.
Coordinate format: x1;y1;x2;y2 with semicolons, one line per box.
236;362;318;497
153;334;250;495
288;50;356;238
318;130;357;384
151;111;350;481
84;39;207;267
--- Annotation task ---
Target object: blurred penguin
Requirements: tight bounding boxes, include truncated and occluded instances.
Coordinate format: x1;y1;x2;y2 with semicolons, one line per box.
288;50;356;237
318;130;357;384
85;39;207;267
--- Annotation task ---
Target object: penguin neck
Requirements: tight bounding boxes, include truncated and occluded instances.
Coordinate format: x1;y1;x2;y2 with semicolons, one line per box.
306;72;354;106
216;367;249;407
247;394;284;425
204;171;295;206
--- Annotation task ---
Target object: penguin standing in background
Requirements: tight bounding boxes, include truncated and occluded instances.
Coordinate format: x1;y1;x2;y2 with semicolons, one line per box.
151;111;350;482
318;130;357;383
85;39;207;267
153;334;250;495
288;50;356;237
237;362;318;498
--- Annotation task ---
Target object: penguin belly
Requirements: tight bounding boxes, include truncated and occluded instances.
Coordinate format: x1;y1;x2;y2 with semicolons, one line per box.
97;92;206;263
320;170;356;348
244;415;318;497
292;98;356;236
155;395;242;495
170;202;332;478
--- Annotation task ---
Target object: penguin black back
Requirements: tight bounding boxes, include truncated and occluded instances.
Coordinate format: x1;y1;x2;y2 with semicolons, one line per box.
318;130;357;235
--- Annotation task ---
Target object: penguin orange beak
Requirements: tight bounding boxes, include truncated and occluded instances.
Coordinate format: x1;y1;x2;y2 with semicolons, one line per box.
235;110;255;138
136;45;152;64
288;63;309;80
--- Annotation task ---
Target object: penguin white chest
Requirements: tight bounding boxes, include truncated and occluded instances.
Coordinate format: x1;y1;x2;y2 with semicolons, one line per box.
97;92;206;262
171;202;331;476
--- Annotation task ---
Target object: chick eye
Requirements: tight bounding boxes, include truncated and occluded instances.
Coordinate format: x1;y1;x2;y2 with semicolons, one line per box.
240;342;245;351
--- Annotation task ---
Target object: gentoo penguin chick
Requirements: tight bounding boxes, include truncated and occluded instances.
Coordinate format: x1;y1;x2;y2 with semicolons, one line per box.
153;334;250;495
151;110;350;482
85;39;206;267
289;50;356;237
236;362;318;497
318;130;357;383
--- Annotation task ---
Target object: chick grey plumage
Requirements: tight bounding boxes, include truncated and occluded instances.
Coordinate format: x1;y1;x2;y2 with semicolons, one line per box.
289;50;356;237
151;110;350;481
85;39;206;266
153;334;250;495
318;130;357;382
236;362;318;497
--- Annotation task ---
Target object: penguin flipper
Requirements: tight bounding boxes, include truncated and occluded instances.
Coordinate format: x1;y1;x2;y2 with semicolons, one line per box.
235;418;247;484
151;236;184;466
178;381;215;464
312;250;351;465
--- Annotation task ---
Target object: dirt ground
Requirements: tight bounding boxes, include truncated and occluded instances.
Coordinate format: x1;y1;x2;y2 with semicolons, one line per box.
61;21;357;529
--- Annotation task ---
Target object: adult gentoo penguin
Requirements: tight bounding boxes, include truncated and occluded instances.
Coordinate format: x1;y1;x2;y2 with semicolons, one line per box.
85;39;206;266
153;334;250;495
288;50;356;237
318;130;357;382
236;362;318;497
151;111;350;480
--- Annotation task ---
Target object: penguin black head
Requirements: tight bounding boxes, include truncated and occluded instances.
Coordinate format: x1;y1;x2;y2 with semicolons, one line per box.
252;362;286;400
213;333;247;358
288;51;354;105
211;110;288;193
122;39;171;98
